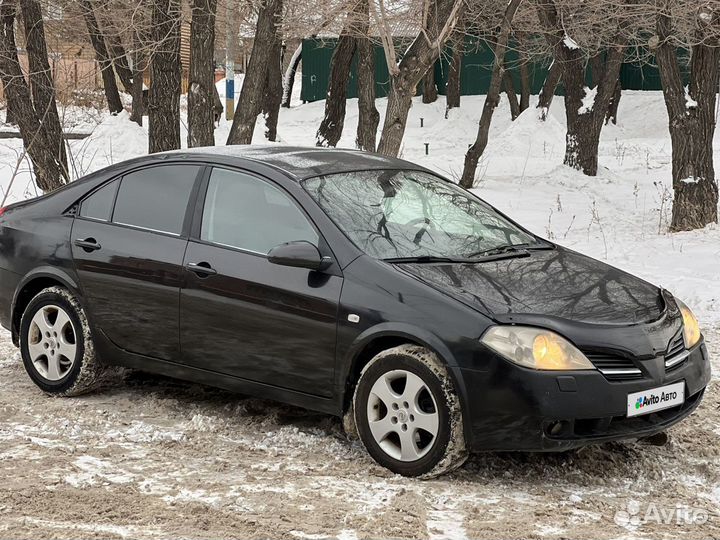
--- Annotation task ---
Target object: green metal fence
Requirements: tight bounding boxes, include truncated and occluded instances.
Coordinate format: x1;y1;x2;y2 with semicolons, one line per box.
300;37;679;103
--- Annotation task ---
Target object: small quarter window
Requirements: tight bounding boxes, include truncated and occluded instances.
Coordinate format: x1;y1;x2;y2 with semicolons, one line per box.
79;180;118;221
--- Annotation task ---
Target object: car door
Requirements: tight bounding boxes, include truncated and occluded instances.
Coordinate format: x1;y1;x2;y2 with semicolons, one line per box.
71;164;203;361
179;166;342;397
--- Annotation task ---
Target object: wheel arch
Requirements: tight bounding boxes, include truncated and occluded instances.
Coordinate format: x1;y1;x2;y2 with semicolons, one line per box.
11;267;82;346
340;323;467;415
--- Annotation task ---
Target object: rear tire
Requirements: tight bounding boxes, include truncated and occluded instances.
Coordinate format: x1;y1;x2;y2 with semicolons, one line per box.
353;344;467;477
20;286;107;396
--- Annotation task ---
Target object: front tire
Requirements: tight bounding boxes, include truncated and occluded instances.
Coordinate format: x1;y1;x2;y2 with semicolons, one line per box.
353;344;467;477
20;286;107;396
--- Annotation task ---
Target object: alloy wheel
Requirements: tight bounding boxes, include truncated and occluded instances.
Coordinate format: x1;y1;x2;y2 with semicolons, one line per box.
27;304;77;381
366;369;439;461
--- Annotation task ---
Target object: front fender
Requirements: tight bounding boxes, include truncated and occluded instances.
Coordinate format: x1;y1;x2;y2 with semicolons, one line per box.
336;321;472;443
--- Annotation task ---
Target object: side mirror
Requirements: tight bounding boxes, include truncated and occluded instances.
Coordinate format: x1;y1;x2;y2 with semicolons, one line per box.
267;240;332;271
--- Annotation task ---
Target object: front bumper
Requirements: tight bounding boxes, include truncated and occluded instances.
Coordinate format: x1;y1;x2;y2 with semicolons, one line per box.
458;340;711;452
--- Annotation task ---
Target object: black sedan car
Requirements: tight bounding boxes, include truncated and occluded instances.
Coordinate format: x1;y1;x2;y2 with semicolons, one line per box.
0;147;710;477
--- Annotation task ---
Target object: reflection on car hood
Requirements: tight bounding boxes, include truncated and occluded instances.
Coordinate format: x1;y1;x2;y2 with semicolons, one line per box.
397;247;664;325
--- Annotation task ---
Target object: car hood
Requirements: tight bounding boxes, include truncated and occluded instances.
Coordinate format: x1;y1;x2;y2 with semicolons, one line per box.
396;247;665;326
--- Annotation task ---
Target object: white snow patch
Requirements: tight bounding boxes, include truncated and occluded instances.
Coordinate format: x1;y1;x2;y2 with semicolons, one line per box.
680;176;700;184
563;34;580;50
579;86;597;114
685;87;698;110
21;517;164;539
64;455;135;487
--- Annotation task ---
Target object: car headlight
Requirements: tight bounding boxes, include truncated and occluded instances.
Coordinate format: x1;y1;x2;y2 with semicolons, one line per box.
480;326;595;370
676;299;701;348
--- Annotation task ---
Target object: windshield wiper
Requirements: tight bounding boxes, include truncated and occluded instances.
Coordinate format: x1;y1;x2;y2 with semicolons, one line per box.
466;241;553;259
383;255;461;264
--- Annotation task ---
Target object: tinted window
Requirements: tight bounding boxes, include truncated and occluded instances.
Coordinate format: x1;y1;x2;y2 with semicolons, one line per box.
79;180;118;221
113;165;200;235
201;168;318;254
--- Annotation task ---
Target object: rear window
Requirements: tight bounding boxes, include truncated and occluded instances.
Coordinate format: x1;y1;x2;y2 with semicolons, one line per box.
79;180;118;221
112;165;201;235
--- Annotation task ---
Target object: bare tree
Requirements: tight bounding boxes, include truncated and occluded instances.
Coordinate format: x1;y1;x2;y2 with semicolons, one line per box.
188;0;218;148
148;0;181;153
459;0;522;187
20;0;67;176
536;0;629;176
282;42;302;108
130;26;148;125
262;29;283;141
227;0;283;145
0;0;66;191
536;60;561;120
502;71;520;120
355;0;379;151
316;1;366;147
81;0;123;114
97;6;134;93
653;1;719;231
445;24;464;112
374;0;464;156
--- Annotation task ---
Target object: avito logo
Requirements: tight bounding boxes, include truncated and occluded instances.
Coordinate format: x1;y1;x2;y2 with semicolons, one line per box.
635;391;678;410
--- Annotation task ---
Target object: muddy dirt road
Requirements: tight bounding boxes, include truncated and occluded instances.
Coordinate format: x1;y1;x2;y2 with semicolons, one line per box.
1;326;718;539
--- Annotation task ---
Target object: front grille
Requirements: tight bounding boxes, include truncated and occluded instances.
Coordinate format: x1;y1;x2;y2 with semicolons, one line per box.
665;332;688;372
584;352;643;381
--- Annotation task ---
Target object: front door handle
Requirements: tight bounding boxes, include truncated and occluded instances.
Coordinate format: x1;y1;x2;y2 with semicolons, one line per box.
185;261;217;276
74;237;101;252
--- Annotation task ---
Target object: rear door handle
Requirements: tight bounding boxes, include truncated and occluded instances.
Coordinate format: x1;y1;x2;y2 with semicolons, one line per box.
185;261;217;276
74;238;101;252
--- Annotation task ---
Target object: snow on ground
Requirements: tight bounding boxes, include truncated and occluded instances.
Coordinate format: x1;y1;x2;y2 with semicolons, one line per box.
1;87;720;538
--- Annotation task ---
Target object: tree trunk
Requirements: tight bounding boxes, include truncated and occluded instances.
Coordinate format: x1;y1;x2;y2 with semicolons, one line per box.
5;99;18;125
376;0;462;156
503;70;520;120
227;0;283;145
655;11;719;231
560;48;624;175
315;19;357;146
129;29;146;126
459;0;522;188
148;0;181;153
421;64;438;104
187;0;217;148
262;33;283;141
0;0;65;191
605;80;621;124
537;60;561;120
591;52;622;125
537;0;625;175
20;0;67;178
97;9;134;93
445;30;463;113
81;0;123;114
213;83;223;123
281;43;301;108
355;0;378;152
519;53;531;112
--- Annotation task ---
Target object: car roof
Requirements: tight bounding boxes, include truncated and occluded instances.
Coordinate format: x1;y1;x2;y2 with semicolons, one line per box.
160;145;432;180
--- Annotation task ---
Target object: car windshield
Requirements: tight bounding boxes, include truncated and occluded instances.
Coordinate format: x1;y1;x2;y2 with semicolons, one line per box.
303;169;539;261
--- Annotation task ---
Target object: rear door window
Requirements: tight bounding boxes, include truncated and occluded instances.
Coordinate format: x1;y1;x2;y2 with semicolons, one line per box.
112;165;201;235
